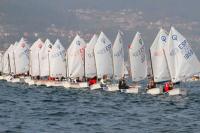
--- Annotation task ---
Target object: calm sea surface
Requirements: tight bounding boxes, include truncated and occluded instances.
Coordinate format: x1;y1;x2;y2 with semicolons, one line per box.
0;80;199;133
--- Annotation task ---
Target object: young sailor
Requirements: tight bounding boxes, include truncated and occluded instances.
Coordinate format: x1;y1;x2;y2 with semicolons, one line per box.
147;78;156;89
163;81;173;93
118;77;129;89
88;76;97;86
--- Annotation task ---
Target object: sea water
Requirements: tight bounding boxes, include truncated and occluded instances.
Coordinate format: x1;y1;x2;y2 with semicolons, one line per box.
0;80;199;133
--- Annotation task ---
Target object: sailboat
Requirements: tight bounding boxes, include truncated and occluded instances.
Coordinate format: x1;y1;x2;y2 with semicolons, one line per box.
124;32;147;93
163;27;200;95
2;44;14;81
11;38;30;83
85;34;98;78
39;39;53;77
106;31;125;92
84;34;99;89
147;28;171;95
66;34;88;89
31;39;54;86
0;52;3;80
92;31;113;90
46;39;66;87
7;43;19;83
28;39;44;85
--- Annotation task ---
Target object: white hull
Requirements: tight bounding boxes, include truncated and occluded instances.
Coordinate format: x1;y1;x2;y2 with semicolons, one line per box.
62;81;71;88
5;76;13;82
168;88;187;96
105;84;119;92
121;87;139;94
45;81;63;87
28;80;35;86
70;83;80;89
11;78;21;83
35;80;43;86
146;88;163;95
90;83;102;90
0;76;4;80
79;82;89;88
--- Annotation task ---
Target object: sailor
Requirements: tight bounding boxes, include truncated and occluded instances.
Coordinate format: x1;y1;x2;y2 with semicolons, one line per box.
147;78;156;89
88;76;97;86
118;77;129;89
163;81;173;92
100;75;107;87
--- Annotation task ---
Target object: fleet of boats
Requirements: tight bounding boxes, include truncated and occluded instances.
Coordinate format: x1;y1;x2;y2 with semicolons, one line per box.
0;26;199;96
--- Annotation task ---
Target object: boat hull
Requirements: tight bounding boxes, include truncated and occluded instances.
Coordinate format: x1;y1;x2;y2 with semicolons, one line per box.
120;87;139;94
79;82;89;88
105;84;119;92
146;88;163;95
168;88;187;96
90;83;102;90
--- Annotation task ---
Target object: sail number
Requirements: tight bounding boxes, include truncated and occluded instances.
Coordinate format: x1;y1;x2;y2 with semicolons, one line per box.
178;40;193;60
97;44;112;54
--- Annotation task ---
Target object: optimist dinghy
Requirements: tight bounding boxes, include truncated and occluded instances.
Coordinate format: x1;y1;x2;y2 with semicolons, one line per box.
163;27;200;96
67;35;89;89
92;32;113;90
106;31;124;92
123;32;147;94
147;28;171;95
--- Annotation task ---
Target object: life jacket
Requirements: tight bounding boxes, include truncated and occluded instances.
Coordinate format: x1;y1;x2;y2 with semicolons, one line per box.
164;83;170;92
88;79;96;86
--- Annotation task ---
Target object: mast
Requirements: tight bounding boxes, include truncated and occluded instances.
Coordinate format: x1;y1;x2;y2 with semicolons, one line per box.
48;52;50;78
13;51;16;75
38;51;41;78
149;49;154;80
83;46;86;81
66;50;69;80
93;48;98;81
8;54;11;75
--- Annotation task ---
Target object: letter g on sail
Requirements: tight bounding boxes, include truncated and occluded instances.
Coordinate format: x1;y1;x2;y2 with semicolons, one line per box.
172;35;177;40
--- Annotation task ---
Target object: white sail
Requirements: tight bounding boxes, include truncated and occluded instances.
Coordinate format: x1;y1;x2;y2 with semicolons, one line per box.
164;27;200;83
49;39;66;78
8;44;16;74
0;52;3;72
124;63;129;75
67;35;86;78
113;31;125;79
85;34;98;78
14;38;30;75
150;28;171;82
3;45;13;74
94;32;113;78
39;39;53;77
129;32;147;81
30;39;43;76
